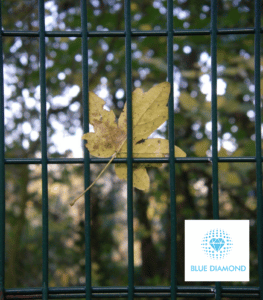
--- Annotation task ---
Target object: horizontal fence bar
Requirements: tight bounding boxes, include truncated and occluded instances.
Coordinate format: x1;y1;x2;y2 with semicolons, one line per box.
5;293;260;299
4;286;261;299
5;286;261;293
4;156;263;164
1;27;263;38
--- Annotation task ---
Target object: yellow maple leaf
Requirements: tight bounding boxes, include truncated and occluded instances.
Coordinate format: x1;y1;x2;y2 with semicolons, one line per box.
70;82;186;206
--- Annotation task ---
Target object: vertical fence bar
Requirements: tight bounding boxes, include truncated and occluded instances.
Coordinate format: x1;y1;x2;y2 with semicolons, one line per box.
167;0;177;298
0;1;5;298
211;0;219;219
80;0;91;298
38;0;49;299
254;1;263;299
124;0;134;299
211;0;221;299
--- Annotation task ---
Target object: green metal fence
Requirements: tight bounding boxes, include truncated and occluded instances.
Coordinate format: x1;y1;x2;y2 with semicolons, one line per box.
0;0;262;299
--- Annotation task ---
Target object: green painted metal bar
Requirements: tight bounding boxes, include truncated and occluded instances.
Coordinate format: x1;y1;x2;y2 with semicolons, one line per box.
211;0;221;299
2;291;261;299
4;156;263;165
3;27;263;38
3;285;261;298
4;285;261;294
167;0;177;299
124;0;134;299
211;0;219;220
0;0;5;298
80;0;92;299
254;0;263;299
38;0;49;299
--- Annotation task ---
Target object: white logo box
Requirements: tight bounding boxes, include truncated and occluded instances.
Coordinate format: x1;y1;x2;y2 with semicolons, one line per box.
185;220;249;282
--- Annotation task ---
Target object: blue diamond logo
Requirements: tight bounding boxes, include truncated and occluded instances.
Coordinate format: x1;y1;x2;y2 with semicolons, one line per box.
209;238;225;252
202;228;233;260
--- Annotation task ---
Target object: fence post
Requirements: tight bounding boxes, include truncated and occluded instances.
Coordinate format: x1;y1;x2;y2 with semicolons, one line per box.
124;1;134;299
38;0;49;299
254;0;263;299
211;0;221;299
0;0;5;297
80;0;92;298
167;0;177;298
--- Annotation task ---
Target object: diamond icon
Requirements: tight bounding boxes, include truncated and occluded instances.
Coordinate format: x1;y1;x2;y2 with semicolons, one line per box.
202;229;232;259
209;238;225;252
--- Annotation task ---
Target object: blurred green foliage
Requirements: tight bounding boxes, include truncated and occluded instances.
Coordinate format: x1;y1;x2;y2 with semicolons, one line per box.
2;0;262;297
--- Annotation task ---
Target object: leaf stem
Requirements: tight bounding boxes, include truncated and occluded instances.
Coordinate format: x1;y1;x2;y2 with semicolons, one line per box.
70;138;127;206
70;153;116;206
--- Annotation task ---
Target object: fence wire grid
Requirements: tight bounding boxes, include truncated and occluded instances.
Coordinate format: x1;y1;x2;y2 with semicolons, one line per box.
0;0;263;299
